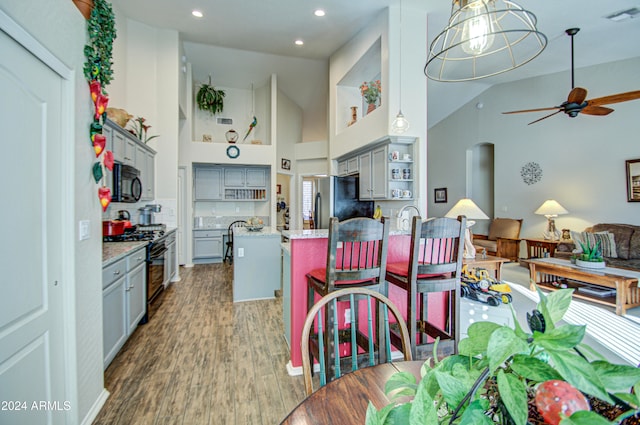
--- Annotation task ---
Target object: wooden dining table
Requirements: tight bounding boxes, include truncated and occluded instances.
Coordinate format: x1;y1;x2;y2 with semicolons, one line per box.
280;361;424;424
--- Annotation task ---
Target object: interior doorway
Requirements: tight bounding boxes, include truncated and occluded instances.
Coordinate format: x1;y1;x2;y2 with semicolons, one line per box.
276;173;292;231
466;143;494;235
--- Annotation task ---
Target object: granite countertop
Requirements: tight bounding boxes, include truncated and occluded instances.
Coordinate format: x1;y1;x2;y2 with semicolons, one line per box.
282;227;409;240
234;226;281;237
103;241;148;267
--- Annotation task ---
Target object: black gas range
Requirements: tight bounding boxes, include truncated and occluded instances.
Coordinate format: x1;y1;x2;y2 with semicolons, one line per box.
103;224;169;323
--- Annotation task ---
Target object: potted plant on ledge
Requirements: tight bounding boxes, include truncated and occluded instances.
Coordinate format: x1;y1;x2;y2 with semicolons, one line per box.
366;287;640;425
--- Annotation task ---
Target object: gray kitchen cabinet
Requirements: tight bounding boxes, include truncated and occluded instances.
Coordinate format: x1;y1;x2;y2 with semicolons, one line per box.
359;148;386;200
102;245;147;370
112;130;136;166
338;160;348;176
136;147;155;201
224;168;245;188
347;157;359;175
193;229;223;263
194;167;222;200
245;168;267;187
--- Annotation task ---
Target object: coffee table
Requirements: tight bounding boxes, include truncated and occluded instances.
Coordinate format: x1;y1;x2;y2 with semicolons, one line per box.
528;258;640;315
463;254;509;280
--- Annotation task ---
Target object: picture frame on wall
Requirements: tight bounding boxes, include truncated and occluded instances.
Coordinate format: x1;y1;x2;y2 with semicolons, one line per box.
281;158;291;170
277;184;282;195
626;158;640;202
434;187;447;203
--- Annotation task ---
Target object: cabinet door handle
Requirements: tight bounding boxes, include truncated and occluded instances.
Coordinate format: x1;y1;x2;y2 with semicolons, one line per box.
114;270;121;276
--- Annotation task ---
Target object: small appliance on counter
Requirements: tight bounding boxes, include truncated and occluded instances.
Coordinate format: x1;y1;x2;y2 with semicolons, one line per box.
139;204;161;225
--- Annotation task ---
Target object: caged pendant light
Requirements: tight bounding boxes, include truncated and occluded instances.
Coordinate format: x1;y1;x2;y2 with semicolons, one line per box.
425;0;547;82
392;0;410;133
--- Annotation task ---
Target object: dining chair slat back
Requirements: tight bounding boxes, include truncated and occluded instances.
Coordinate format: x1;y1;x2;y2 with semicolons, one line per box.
301;287;412;396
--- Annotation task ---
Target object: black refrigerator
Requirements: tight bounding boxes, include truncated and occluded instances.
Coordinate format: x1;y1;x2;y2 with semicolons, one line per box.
313;176;374;229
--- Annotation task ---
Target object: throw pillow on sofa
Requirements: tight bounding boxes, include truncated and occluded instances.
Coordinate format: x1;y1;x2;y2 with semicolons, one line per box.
571;231;617;258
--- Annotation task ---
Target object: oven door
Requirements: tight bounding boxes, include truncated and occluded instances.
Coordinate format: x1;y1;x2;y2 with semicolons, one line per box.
147;241;167;305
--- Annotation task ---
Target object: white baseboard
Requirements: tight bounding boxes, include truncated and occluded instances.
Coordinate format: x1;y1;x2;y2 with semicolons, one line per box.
80;389;109;425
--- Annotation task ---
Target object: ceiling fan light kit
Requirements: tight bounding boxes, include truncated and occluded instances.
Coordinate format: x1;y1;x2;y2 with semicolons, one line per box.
425;0;547;82
503;28;640;125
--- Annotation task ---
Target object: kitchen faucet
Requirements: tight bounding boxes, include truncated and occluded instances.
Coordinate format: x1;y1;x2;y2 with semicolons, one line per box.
397;204;422;230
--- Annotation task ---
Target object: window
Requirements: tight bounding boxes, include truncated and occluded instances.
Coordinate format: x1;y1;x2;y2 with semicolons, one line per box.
302;179;313;220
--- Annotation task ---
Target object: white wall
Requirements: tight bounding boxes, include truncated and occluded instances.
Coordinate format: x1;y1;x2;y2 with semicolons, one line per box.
0;0;105;422
428;57;640;244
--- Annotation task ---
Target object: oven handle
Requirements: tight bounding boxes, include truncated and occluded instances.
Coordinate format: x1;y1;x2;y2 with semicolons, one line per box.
149;246;168;259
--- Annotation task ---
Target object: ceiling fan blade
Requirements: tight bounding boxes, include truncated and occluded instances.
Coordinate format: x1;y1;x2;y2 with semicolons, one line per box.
567;87;587;104
502;106;560;115
587;90;640;106
527;110;563;125
581;105;614;116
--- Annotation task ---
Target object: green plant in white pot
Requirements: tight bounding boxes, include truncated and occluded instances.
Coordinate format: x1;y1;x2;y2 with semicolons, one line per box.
365;286;640;425
196;76;225;115
576;240;605;269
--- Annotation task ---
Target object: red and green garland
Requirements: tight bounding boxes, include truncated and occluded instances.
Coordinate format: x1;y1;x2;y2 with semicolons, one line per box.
83;0;116;211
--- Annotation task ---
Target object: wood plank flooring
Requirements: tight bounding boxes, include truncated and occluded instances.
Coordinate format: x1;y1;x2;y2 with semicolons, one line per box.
93;264;306;425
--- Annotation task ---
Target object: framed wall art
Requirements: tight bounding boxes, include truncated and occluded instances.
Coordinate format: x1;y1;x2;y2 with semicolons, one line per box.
434;187;447;203
281;158;291;170
626;158;640;202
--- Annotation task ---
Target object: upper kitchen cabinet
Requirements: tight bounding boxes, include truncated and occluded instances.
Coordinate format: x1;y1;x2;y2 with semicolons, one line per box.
194;165;269;201
104;119;156;200
194;167;222;200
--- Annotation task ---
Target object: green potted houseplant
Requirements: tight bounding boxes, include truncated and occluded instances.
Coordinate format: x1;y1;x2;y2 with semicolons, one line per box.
196;76;225;115
576;240;606;269
365;286;640;425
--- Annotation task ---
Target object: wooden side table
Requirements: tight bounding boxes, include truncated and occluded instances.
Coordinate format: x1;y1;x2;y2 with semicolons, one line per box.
525;238;561;259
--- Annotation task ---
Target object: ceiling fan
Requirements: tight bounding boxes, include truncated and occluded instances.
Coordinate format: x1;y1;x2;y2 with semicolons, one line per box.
503;28;640;125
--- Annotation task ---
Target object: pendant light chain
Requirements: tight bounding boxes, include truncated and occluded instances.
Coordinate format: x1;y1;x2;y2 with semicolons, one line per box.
392;0;410;134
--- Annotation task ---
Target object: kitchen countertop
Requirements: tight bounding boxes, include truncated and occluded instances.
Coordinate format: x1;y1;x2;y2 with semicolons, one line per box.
234;226;281;237
103;241;148;267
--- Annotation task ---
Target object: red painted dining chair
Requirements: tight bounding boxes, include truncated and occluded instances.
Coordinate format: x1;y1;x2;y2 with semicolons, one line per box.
385;215;466;359
300;287;412;396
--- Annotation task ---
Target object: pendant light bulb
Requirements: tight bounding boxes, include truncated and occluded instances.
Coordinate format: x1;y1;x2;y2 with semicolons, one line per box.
392;111;410;134
460;0;496;56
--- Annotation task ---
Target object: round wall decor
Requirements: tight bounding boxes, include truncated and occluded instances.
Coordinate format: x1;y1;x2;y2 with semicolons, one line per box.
226;145;240;159
521;162;542;185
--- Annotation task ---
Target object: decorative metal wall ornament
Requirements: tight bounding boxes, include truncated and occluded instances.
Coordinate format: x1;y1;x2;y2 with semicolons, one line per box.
521;162;542;185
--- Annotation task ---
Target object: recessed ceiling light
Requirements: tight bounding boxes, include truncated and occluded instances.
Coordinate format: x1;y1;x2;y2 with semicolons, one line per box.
295;39;304;46
314;9;326;17
192;10;203;18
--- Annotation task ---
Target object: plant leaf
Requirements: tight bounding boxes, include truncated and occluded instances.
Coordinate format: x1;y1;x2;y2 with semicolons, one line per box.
535;286;556;331
510;354;563;382
559;409;613;425
384;371;418;399
458;399;493;425
365;401;383;425
434;370;470;409
497;369;528;425
408;379;438;425
590;360;640;393
547;350;612;403
385;402;411;424
534;324;586;351
509;304;530;339
458;322;502;356
487;327;529;373
544;288;574;324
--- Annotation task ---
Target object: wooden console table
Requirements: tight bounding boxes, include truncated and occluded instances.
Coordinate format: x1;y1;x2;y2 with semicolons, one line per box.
463;254;509;280
528;258;640;315
525;238;561;259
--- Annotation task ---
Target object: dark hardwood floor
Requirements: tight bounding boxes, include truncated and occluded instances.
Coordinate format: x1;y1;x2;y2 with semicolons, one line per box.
93;264;306;425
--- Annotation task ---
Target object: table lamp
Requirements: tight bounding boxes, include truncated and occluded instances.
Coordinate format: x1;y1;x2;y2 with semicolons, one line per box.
534;199;568;240
445;198;489;259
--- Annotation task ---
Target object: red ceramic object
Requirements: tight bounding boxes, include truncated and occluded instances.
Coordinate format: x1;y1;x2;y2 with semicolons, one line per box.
535;380;590;425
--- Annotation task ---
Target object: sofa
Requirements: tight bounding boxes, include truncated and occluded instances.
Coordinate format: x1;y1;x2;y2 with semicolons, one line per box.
556;223;640;271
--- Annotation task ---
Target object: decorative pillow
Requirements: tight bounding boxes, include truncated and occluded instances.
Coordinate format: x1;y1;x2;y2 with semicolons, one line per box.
572;231;617;258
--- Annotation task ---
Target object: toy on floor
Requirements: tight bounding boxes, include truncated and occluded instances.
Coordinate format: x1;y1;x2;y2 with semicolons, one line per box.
460;265;513;306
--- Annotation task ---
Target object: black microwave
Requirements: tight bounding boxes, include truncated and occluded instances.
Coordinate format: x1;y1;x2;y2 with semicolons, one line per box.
112;163;142;203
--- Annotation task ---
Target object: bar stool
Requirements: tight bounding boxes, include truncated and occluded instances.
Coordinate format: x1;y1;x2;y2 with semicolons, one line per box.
385;216;466;359
306;216;390;377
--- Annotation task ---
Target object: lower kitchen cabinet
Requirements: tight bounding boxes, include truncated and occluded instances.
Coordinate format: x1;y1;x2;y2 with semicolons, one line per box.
164;231;177;284
193;229;223;263
102;245;147;370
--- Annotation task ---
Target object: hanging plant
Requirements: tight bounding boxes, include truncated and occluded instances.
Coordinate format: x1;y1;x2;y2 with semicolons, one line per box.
83;0;117;211
196;76;226;115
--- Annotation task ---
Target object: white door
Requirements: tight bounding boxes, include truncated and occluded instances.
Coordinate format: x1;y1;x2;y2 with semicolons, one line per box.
0;29;67;424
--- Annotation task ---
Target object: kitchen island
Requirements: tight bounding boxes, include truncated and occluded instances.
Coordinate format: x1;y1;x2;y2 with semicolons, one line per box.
280;228;448;375
233;226;282;302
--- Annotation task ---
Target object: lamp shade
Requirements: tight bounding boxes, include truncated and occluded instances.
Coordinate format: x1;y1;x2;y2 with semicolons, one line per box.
534;200;568;216
445;198;489;220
